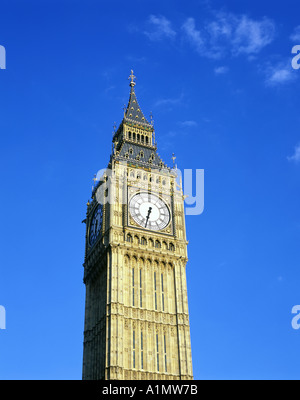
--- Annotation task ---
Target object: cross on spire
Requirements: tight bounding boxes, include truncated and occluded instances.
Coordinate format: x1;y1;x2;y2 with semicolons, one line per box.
128;69;136;87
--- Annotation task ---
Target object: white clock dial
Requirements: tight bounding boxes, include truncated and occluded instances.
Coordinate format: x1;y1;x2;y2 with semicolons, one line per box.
129;192;170;231
89;204;103;246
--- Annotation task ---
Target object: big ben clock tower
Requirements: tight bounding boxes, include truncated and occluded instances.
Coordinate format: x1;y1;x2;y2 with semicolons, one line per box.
82;71;193;380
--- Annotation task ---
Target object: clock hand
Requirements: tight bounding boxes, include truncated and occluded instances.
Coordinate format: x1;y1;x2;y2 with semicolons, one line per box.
145;207;152;227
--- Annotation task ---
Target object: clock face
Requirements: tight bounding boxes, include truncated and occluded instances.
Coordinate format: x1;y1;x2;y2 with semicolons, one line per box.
129;192;170;231
89;204;103;246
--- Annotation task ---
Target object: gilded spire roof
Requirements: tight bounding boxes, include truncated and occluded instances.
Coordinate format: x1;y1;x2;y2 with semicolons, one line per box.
124;70;152;129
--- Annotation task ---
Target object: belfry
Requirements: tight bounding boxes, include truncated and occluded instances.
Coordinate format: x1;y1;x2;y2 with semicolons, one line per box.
82;71;193;380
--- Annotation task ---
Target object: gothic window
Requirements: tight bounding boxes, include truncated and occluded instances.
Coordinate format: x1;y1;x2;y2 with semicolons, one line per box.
125;153;129;159
162;179;166;186
140;150;144;158
156;333;159;372
134;235;139;245
132;268;135;306
139;268;142;308
164;335;167;373
141;135;144;144
133;330;136;368
146;136;149;144
133;132;136;141
162;241;167;250
149;238;154;247
161;273;165;311
143;174;147;181
169;243;175;252
137;134;140;142
129;147;133;155
141;237;147;245
128;131;132;140
126;234;133;243
141;332;144;370
154;271;157;310
155;240;161;249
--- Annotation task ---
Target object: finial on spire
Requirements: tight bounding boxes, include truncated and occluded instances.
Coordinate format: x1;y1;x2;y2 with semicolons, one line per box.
150;111;154;126
172;153;177;169
128;69;136;87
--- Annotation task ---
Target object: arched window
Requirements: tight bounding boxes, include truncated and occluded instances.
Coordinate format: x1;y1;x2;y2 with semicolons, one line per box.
137;134;140;142
155;240;161;249
128;131;132;140
169;243;175;252
141;237;147;245
141;135;144;144
126;234;133;243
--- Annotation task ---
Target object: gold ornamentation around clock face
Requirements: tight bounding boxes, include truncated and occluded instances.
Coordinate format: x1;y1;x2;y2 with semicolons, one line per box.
129;192;170;231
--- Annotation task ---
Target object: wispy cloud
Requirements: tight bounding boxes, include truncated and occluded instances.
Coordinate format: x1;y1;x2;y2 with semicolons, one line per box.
290;26;300;42
264;61;296;86
214;66;229;74
181;12;276;59
153;93;184;108
288;144;300;163
181;18;206;54
179;120;198;127
144;15;176;41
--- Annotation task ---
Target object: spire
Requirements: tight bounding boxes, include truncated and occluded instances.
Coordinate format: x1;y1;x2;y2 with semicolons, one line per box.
123;70;152;129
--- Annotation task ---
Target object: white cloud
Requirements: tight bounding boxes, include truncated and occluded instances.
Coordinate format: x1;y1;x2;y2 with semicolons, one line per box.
144;15;176;41
179;120;198;127
181;18;206;54
232;15;275;55
288;144;300;163
181;12;276;58
214;66;229;74
265;61;296;86
153;93;184;108
290;26;300;42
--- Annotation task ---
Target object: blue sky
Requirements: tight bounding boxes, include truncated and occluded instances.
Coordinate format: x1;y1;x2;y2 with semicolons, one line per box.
1;0;300;380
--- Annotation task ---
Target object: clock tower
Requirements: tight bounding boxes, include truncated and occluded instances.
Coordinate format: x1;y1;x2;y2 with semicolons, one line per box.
82;71;193;380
